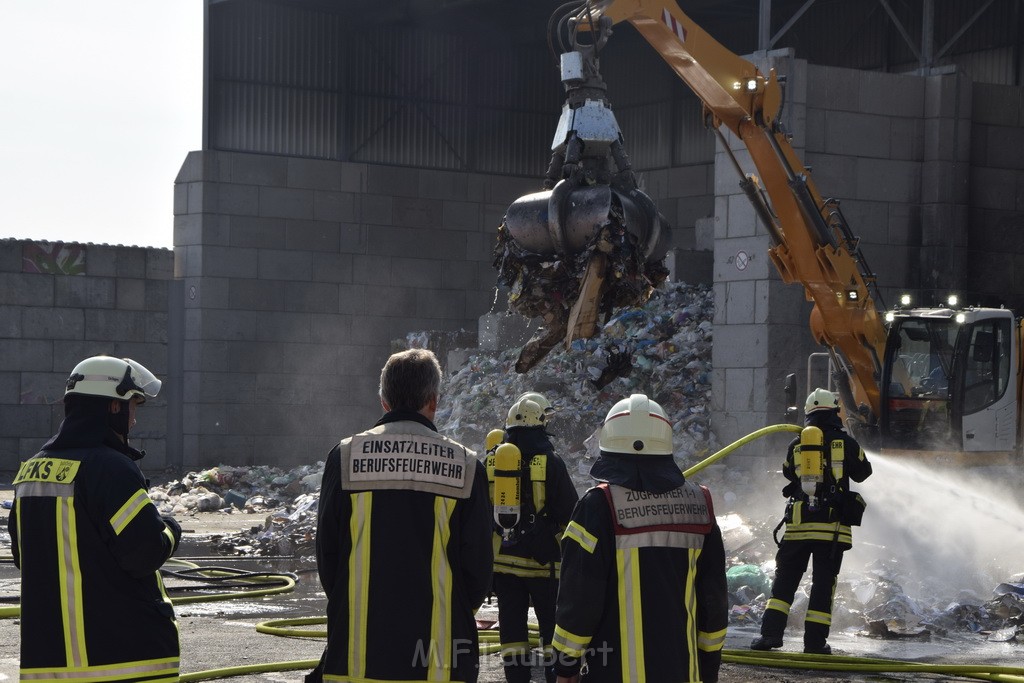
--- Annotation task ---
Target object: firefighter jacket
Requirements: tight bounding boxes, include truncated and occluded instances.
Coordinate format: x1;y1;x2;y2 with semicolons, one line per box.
780;410;872;547
315;410;493;683
7;403;180;683
553;457;728;683
484;427;578;578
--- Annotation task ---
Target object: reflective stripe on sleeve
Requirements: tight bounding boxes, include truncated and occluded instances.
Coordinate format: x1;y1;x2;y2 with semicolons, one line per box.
109;488;152;536
552;625;591;658
564;520;598;554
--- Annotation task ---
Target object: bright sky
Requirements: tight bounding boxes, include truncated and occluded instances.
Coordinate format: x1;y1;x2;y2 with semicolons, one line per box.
0;1;203;249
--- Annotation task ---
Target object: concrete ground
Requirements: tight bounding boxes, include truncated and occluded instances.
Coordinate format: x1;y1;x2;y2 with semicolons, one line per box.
0;485;1019;682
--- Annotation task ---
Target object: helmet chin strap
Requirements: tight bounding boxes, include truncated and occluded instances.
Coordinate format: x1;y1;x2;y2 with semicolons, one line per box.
108;401;132;441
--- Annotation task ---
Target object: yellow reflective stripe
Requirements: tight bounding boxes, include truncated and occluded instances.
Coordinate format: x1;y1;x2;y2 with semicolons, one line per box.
56;497;87;668
20;657;179;681
830;440;844;479
429;497;456;681
685;548;699;682
499;642;531;657
552;625;589;658
784;521;852;544
617;547;644;682
766;598;791;615
564;521;597;554
161;525;176;550
109;489;151;536
493;563;561;579
806;609;831;626
16;497;23;565
348;492;372;679
697;627;727;652
530;455;546;511
493;552;559;569
323;677;436;683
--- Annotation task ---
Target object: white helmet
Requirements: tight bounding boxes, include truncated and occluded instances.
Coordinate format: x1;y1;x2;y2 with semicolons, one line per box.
515;391;554;416
506;397;546;428
599;393;673;456
65;356;161;403
805;387;839;414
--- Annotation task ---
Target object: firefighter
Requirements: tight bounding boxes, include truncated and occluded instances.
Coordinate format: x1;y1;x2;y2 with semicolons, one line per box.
751;387;872;655
308;348;493;683
486;393;578;683
552;393;728;683
7;355;182;682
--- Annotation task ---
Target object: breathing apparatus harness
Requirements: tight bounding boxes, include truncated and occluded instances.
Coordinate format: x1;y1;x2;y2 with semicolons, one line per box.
772;424;842;549
489;431;560;571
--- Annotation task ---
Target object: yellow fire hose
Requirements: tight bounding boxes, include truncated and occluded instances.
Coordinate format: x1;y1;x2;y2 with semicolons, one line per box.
683;423;802;478
0;559;298;618
7;424;1024;681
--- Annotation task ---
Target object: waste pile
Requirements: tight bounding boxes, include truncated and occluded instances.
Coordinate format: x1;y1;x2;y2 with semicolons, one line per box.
435;280;715;492
146;463;324;557
149;464;324;516
211;493;320;557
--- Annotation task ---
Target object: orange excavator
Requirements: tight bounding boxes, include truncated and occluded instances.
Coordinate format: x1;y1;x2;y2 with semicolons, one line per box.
496;0;1023;464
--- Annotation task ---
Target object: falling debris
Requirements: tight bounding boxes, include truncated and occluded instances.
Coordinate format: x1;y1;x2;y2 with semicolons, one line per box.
493;217;668;372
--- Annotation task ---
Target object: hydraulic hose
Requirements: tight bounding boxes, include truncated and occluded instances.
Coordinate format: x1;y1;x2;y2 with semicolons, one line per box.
684;423;802;477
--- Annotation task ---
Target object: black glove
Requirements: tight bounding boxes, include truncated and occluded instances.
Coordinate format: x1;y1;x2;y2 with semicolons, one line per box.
162;515;182;553
782;481;802;499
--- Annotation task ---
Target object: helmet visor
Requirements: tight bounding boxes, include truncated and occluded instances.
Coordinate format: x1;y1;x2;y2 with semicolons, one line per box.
118;359;162;401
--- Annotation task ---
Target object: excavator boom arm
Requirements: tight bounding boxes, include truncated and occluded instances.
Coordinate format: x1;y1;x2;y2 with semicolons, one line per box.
588;0;887;421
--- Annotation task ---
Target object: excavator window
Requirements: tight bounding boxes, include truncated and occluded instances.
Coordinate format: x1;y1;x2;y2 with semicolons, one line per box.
881;319;957;448
959;322;1010;414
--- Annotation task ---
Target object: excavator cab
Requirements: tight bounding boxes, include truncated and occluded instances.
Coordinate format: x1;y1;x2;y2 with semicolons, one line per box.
880;307;1020;459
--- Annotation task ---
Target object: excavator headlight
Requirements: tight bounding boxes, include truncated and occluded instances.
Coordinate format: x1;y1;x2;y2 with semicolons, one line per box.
745;78;758;92
899;294;912;307
885;311;896;323
955;313;966;324
846;290;859;302
947;294;959;308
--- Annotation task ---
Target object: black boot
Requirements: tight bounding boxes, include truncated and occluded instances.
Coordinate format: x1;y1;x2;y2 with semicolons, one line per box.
750;636;783;651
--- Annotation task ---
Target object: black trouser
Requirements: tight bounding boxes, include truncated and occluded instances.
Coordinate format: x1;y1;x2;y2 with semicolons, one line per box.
760;540;845;648
493;572;557;683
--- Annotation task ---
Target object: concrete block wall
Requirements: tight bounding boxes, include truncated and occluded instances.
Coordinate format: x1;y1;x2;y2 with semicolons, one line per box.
175;152;524;468
967;82;1024;314
0;240;174;473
